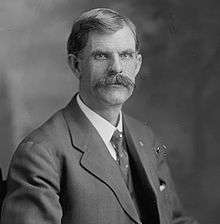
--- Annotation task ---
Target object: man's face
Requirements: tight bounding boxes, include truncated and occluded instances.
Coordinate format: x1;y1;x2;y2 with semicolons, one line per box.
74;25;142;109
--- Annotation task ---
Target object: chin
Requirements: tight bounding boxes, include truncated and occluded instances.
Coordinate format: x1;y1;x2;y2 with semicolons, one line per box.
97;87;133;106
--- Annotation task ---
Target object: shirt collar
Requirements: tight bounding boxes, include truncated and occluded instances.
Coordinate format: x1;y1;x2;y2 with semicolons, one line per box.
76;94;123;145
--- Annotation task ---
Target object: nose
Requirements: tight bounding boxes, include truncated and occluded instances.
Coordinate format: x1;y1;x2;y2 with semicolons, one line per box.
108;54;122;75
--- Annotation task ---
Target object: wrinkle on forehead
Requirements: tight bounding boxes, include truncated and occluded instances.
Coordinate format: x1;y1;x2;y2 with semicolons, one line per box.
87;26;136;53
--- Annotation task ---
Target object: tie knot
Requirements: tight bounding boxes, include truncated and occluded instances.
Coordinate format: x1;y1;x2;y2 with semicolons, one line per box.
110;129;123;149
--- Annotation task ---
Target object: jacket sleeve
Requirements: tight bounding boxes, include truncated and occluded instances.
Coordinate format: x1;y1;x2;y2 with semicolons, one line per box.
1;141;62;224
156;144;199;224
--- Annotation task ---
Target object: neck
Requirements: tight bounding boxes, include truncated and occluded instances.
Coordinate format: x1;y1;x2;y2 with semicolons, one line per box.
79;94;122;127
95;107;121;127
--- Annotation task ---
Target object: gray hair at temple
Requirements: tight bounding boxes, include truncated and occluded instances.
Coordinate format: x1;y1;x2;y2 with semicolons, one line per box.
67;8;140;57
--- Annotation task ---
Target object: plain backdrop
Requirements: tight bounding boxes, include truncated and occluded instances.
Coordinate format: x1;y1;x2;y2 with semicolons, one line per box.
0;0;220;223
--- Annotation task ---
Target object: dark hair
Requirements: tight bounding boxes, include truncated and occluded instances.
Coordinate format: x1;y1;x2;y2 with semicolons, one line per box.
67;8;140;56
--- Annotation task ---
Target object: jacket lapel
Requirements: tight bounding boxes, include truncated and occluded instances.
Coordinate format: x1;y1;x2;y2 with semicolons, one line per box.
123;114;169;224
62;95;141;224
123;114;159;197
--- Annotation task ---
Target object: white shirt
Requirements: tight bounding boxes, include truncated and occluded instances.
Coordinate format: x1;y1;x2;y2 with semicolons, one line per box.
76;94;122;161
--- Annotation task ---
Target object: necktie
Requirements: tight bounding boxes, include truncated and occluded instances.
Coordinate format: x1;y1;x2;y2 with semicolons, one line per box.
110;130;129;183
110;130;142;219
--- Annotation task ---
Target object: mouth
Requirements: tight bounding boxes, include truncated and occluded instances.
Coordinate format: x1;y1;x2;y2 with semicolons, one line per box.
95;74;135;90
104;83;128;89
108;83;124;86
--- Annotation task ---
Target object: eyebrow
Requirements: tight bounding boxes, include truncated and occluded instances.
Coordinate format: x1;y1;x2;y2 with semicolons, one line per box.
91;50;109;56
119;49;136;55
91;49;136;55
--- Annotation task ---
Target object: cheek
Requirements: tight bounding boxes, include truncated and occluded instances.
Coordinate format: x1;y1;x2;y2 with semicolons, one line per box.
93;62;107;72
91;62;108;79
123;62;138;81
81;62;108;89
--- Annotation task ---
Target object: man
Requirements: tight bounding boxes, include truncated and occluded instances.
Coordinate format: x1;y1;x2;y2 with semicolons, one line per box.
1;8;198;224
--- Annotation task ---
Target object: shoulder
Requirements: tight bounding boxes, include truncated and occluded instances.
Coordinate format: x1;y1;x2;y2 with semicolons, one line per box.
13;108;72;165
23;109;67;145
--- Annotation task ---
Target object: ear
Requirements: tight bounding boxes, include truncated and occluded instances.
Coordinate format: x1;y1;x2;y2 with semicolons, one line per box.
68;54;81;79
134;53;142;76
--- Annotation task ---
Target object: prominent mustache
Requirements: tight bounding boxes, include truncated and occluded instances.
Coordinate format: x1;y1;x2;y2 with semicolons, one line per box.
95;74;135;89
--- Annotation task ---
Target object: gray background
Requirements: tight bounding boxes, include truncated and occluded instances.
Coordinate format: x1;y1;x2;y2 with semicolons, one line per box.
0;0;219;223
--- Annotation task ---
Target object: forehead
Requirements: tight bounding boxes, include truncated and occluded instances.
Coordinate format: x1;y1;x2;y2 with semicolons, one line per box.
86;26;136;52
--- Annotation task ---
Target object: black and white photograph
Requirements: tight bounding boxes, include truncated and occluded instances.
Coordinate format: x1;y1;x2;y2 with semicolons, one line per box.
0;1;219;223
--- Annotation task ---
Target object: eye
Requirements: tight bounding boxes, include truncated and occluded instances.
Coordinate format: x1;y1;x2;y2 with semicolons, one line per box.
120;52;134;60
94;53;108;60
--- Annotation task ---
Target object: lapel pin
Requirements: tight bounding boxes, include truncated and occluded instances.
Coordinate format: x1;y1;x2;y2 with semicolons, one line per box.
162;144;167;149
156;146;160;154
139;141;144;146
156;144;167;154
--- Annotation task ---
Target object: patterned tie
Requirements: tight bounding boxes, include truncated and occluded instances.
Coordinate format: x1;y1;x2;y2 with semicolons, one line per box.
110;130;142;218
110;129;129;183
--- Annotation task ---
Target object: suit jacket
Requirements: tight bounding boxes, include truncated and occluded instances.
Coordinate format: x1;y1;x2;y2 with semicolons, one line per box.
1;95;198;224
